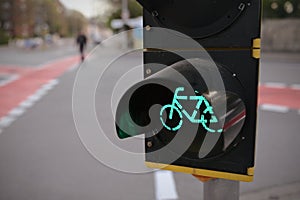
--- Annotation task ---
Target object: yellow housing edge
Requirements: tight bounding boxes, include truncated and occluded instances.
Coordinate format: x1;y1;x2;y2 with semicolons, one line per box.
145;162;254;182
252;38;261;49
252;38;261;59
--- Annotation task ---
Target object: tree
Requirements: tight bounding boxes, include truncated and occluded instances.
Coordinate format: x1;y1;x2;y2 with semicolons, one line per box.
35;0;68;36
66;10;88;36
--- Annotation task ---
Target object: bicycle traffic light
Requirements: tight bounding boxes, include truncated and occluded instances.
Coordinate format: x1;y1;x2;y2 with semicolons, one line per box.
115;0;261;182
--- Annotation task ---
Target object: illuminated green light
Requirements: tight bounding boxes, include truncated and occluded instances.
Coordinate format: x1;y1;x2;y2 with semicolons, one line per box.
160;104;183;131
160;87;222;133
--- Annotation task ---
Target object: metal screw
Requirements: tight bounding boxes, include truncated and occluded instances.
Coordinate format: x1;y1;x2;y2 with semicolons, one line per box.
146;68;152;75
147;141;153;148
145;25;151;31
152;10;159;17
233;73;237;77
238;3;245;10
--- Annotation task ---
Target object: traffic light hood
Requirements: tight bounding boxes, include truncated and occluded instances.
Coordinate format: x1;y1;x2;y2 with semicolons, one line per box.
137;0;248;38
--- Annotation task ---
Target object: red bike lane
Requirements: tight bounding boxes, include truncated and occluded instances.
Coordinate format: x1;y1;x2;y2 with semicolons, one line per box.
1;58;300;120
258;85;300;110
0;56;79;118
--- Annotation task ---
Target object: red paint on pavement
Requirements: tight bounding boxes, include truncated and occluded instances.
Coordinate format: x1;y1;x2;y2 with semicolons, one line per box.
1;56;300;121
0;56;79;118
0;66;33;75
258;86;300;109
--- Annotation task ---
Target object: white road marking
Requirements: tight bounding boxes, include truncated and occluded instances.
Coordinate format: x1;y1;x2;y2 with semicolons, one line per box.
0;79;60;135
42;79;59;90
35;88;47;96
291;84;300;90
260;104;289;113
263;82;287;88
9;107;25;117
154;170;178;200
25;80;58;103
27;94;42;102
0;74;19;87
19;100;34;108
0;116;15;128
67;64;79;72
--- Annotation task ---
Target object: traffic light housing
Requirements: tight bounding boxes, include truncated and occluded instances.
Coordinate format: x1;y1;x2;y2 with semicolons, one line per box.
115;0;261;182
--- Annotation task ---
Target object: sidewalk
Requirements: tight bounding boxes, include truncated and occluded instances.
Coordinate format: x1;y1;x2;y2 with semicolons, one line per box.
0;38;94;67
241;181;300;200
262;51;300;64
0;56;79;119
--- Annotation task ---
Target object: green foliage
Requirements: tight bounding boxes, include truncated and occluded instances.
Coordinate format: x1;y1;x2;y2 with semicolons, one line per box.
0;0;87;38
0;30;10;45
35;0;69;36
66;10;88;36
263;0;300;18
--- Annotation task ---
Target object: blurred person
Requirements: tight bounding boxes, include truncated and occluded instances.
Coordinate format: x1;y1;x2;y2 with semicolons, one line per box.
76;32;87;62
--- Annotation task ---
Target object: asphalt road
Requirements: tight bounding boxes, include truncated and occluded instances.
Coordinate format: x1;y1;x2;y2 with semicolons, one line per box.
0;41;299;200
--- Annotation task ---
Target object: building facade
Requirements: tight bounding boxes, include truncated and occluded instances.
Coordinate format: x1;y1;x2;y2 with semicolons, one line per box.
0;0;66;38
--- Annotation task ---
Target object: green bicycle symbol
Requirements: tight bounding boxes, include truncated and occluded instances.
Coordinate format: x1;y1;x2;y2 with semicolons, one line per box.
160;87;223;133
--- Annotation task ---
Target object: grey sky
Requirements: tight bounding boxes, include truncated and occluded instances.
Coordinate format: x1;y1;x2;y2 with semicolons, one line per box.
60;0;107;18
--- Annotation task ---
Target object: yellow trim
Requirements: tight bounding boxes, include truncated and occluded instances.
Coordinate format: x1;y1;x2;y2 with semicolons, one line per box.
252;49;261;59
146;162;254;182
252;38;261;49
247;167;255;176
144;47;250;52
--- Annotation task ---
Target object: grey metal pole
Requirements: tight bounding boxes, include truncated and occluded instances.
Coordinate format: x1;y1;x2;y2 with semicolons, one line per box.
121;0;129;49
121;0;129;22
204;179;239;200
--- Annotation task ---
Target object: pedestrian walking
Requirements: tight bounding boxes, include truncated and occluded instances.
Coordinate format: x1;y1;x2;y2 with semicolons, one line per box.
76;32;87;62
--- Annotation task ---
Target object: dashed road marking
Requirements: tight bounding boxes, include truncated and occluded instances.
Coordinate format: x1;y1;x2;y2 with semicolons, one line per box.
154;170;178;200
260;104;289;113
19;100;34;109
259;82;300;114
67;64;80;72
0;55;78;134
263;82;287;89
27;94;42;102
0;74;19;87
0;79;60;135
291;84;300;90
41;79;59;90
0;116;15;129
9;107;25;117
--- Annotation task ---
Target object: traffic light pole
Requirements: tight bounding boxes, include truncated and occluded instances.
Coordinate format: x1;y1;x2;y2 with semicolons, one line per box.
204;179;239;200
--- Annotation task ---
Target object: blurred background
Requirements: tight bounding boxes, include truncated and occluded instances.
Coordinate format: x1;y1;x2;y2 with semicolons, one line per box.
0;1;299;200
0;0;300;50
